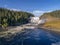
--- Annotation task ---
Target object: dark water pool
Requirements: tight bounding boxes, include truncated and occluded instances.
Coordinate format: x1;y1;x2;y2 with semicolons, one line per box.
0;28;60;45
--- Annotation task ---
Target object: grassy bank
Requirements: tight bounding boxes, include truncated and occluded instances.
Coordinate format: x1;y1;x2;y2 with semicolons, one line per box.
44;20;60;29
38;20;60;38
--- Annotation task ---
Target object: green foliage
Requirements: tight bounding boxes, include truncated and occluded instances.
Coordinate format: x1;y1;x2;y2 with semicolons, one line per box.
0;8;34;28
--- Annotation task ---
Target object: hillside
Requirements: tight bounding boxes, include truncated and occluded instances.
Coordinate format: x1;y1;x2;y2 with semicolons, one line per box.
39;10;60;31
40;10;60;22
40;10;60;19
0;8;34;29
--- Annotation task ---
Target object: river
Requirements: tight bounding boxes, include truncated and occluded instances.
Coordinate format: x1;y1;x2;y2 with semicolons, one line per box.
0;27;60;45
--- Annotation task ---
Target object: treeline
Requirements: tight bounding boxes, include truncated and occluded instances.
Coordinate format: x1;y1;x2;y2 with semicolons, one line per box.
0;8;34;28
40;10;60;19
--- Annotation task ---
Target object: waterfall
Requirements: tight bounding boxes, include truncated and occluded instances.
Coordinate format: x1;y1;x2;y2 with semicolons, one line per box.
30;17;46;24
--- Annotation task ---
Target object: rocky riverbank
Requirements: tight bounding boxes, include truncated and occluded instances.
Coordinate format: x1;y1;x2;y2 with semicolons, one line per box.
0;23;36;37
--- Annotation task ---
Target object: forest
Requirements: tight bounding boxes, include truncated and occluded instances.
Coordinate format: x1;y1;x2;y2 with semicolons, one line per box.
0;8;34;28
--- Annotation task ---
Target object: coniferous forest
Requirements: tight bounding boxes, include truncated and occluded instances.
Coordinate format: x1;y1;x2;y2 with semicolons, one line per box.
0;8;34;28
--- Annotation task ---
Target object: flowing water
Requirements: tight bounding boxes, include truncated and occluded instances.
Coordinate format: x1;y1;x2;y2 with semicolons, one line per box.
0;28;60;45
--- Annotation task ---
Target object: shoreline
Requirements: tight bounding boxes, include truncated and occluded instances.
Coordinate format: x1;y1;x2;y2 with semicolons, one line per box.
0;23;36;37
